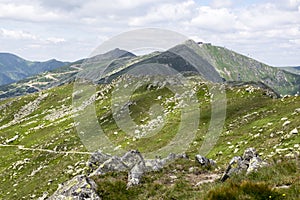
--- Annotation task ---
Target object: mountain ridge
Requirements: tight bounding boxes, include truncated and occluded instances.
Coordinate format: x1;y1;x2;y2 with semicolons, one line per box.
0;41;299;100
0;52;70;86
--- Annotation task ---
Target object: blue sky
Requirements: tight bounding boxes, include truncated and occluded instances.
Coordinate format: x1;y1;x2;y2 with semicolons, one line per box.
0;0;299;66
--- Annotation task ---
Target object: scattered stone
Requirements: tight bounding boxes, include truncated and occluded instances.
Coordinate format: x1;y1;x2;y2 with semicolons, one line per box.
290;128;298;135
282;121;291;127
5;135;19;144
37;192;49;200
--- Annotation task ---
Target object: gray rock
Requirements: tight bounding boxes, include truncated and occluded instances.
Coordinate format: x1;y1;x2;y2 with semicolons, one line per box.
121;150;144;169
247;156;267;174
48;175;100;200
242;147;258;161
144;159;164;172
90;156;128;176
221;148;267;181
195;155;216;167
127;161;145;187
87;150;111;172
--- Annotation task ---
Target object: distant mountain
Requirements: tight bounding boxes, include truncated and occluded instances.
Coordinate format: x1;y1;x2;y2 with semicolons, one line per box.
279;66;300;75
0;49;135;99
183;40;300;95
0;53;70;86
0;41;299;99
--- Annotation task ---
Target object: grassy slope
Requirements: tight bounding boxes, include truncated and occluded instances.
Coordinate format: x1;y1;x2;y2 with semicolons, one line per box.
0;78;299;199
187;41;300;95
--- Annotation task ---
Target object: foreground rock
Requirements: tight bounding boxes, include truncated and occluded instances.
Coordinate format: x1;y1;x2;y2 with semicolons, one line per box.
48;175;100;200
88;150;187;187
220;148;268;181
49;150;187;199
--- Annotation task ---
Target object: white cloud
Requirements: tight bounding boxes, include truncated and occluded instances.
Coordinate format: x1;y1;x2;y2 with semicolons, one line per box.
0;28;37;40
0;2;66;22
129;0;195;26
211;0;233;8
189;6;240;32
238;3;300;30
46;37;66;44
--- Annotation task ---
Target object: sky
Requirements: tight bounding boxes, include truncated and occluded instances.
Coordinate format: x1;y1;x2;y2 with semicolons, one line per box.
0;0;299;66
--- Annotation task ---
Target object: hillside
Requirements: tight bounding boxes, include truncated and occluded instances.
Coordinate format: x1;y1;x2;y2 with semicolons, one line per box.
0;53;69;86
0;75;299;199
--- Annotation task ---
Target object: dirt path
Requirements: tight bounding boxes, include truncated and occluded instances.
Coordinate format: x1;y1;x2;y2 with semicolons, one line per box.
0;144;92;155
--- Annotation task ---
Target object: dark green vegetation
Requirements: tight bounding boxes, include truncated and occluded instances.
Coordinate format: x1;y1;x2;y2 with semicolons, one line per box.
0;76;299;199
0;53;69;86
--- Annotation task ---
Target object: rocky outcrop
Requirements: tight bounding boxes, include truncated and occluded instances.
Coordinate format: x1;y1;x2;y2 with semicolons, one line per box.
49;150;187;199
220;148;268;181
88;150;187;187
48;175;100;200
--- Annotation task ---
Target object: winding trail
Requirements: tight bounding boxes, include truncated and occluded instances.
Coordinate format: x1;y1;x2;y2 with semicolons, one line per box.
0;144;92;155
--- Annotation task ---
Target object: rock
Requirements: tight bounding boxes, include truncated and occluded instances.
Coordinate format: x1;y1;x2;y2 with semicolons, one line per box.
290;128;298;135
247;156;267;174
282;121;291;127
90;156;128;176
294;108;300;113
195;155;216;167
221;148;267;182
127;162;145;187
37;192;48;200
242;147;258;161
48;175;100;200
5;135;19;144
220;156;243;182
144;159;164;172
121;150;144;169
87;150;111;171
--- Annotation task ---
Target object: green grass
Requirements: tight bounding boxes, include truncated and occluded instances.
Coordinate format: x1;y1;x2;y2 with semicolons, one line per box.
0;78;299;199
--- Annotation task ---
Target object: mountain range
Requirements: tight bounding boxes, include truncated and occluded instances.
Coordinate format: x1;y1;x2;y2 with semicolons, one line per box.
0;53;69;86
0;40;299;99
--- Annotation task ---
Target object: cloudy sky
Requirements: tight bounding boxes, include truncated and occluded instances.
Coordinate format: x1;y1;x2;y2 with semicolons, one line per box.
0;0;299;66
